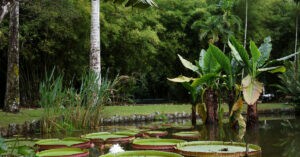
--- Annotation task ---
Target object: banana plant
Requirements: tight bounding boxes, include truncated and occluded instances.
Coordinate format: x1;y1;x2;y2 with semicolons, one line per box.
228;36;300;127
169;46;222;125
209;44;245;129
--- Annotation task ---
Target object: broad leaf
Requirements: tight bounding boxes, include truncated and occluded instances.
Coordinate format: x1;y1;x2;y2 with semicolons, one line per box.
209;44;232;75
250;41;261;72
276;51;300;61
229;37;251;69
178;54;199;72
242;75;263;105
191;73;218;88
125;0;157;7
199;49;206;68
167;76;195;83
258;66;286;73
230;97;243;116
203;47;221;74
258;36;272;67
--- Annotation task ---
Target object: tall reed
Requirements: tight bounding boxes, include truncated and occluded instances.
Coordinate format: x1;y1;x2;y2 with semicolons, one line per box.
39;70;119;133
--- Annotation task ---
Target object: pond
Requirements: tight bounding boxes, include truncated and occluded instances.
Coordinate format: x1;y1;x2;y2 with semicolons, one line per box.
5;114;300;157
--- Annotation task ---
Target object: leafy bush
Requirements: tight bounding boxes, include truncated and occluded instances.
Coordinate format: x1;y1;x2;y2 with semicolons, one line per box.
275;61;300;104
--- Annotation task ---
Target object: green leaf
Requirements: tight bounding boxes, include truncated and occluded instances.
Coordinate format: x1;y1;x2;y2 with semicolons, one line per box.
196;103;207;123
191;73;218;88
17;146;35;156
258;66;286;73
167;76;195;83
178;54;199;72
250;41;261;72
198;49;206;68
203;47;221;74
276;51;300;61
209;44;232;75
242;75;263;105
229;37;250;69
258;36;272;67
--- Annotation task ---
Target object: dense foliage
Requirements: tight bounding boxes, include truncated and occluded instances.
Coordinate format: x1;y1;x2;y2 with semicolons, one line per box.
0;0;298;107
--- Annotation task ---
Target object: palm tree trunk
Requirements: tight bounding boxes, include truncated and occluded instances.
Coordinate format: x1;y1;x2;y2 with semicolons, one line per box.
246;102;259;129
205;88;218;124
4;0;19;113
90;0;101;85
227;89;235;114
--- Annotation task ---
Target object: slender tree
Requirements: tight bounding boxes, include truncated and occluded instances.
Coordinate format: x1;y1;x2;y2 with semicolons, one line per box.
243;0;248;48
4;0;19;113
90;0;101;85
0;0;11;23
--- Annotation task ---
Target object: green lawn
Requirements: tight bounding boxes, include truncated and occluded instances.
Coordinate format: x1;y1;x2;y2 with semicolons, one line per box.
0;103;294;127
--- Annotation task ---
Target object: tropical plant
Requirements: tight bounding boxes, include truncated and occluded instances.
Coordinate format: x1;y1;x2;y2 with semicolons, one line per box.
169;45;222;125
228;36;299;127
274;61;300;105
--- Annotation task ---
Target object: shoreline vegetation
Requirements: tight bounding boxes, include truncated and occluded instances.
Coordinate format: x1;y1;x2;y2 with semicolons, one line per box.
0;103;295;127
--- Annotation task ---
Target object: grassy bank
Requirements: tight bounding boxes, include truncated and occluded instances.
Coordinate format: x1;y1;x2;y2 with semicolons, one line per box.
0;103;294;126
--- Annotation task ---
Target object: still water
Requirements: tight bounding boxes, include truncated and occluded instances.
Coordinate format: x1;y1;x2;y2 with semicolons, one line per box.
33;114;300;157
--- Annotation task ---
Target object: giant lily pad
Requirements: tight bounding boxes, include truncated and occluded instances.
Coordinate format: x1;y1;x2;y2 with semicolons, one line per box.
145;131;168;137
100;150;183;157
171;125;194;130
35;148;89;157
35;138;91;151
176;141;261;157
172;131;200;140
82;132;134;145
132;139;186;152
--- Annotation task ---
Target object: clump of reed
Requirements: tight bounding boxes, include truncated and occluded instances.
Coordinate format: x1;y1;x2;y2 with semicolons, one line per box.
39;69;119;133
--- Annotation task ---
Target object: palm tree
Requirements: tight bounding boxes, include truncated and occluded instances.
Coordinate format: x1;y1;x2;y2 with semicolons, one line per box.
90;0;157;86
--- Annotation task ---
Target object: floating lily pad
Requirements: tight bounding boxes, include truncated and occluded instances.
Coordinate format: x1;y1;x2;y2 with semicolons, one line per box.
35;148;89;157
145;131;168;137
114;131;140;137
35;138;91;151
132;138;186;152
172;131;200;140
176;141;261;157
82;132;134;145
100;150;183;157
171;125;194;130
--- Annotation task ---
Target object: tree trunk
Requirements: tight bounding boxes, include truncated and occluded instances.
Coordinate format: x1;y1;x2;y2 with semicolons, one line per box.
191;104;196;126
205;88;218;124
246;102;259;129
0;0;11;24
295;14;299;77
227;89;235;114
90;0;101;85
4;0;19;113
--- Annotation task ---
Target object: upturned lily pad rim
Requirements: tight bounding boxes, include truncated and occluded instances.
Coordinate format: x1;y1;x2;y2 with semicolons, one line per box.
99;150;183;157
35;148;89;157
133;138;186;145
176;141;261;156
35;138;89;146
82;132;129;140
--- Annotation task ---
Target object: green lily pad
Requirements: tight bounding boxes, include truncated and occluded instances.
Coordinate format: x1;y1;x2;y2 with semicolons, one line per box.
35;148;89;157
100;150;183;157
176;141;261;156
35;138;89;147
82;132;129;141
172;131;200;140
114;131;139;136
133;139;185;146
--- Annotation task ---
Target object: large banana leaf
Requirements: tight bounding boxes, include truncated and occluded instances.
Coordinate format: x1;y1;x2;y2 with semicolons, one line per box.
242;75;263;105
198;49;206;69
229;37;251;70
258;66;286;73
178;54;199;72
250;41;261;74
191;73;218;88
124;0;157;8
257;36;272;67
203;47;221;74
167;76;195;83
209;44;232;76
